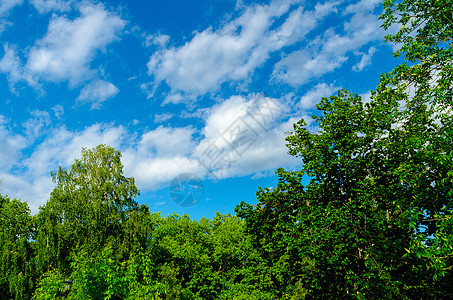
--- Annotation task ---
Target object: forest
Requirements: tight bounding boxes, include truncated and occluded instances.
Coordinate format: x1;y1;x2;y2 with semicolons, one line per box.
1;0;452;299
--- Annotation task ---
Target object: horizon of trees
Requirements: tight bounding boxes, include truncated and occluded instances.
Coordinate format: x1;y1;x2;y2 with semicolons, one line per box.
1;0;452;298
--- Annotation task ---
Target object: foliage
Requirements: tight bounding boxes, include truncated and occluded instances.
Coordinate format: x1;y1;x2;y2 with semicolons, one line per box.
235;0;453;298
379;0;453;282
33;271;66;300
0;195;35;300
68;246;127;300
34;144;141;278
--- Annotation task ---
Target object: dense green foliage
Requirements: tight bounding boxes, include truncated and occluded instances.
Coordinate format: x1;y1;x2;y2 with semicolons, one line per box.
236;0;453;298
1;1;452;298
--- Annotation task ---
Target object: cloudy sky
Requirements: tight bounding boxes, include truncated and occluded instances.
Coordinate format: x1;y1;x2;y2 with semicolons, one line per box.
0;0;397;218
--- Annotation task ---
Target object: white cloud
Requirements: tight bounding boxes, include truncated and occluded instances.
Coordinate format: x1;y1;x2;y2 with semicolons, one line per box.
0;121;199;212
153;113;173;123
137;126;195;158
24;123;127;178
213;117;301;178
0;116;26;169
77;80;119;109
273;49;348;85
0;44;38;89
0;0;22;16
145;0;336;99
273;0;385;85
0;3;124;104
360;90;372;103
0;123;128;213
22;109;51;140
201;95;250;140
125;156;200;190
0;0;22;33
343;0;381;15
0;173;53;214
163;92;186;104
30;0;72;14
314;0;340;18
27;3;124;85
122;126;199;190
299;82;340;109
144;33;170;47
353;46;376;71
51;104;64;119
0;93;306;213
0;44;21;83
191;94;299;180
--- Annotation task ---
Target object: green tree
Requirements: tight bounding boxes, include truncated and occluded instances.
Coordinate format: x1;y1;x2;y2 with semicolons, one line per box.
379;0;453;283
33;271;67;300
68;246;127;300
0;195;35;300
236;0;453;298
34;144;140;278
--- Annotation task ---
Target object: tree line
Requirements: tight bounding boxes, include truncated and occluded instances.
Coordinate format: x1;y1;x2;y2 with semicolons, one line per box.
1;0;452;298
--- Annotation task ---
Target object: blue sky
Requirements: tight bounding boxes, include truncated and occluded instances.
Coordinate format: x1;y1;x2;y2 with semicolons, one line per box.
0;0;398;219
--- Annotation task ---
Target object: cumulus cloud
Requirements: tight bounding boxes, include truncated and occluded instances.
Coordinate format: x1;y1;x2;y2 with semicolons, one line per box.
0;2;125;106
122;126;199;190
27;3;124;85
153;113;173;123
213;116;301;178
24;123;128;177
0;120;201;212
299;82;340;110
273;0;385;85
191;94;300;180
0;172;53;214
360;90;373;103
0;0;22;16
163;92;186;105
145;0;337;99
273;49;348;86
136;126;195;158
144;33;170;47
77;80;119;109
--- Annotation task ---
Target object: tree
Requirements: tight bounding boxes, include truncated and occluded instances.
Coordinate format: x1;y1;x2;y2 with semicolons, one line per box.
236;0;453;298
0;195;35;300
379;0;453;282
34;144;140;277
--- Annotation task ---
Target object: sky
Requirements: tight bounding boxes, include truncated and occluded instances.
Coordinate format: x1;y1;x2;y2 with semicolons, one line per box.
0;0;398;219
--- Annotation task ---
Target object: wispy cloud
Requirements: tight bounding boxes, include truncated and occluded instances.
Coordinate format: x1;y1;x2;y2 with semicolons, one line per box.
22;110;51;141
353;46;376;72
0;115;27;169
0;0;23;33
77;80;119;109
0;44;39;90
30;0;73;14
